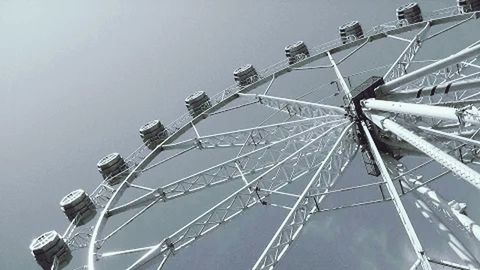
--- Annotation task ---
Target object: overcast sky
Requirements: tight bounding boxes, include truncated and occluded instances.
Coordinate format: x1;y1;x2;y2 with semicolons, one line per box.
1;0;477;269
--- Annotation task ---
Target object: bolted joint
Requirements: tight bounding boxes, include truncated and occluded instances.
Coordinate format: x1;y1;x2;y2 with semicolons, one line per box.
155;188;167;201
164;238;174;251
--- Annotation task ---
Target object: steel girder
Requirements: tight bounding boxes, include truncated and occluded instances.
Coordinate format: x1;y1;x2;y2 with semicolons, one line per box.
252;124;356;269
383;22;432;83
238;93;344;119
368;114;480;191
161;116;342;151
361;122;433;270
377;42;480;93
106;119;346;217
124;122;349;269
362;98;480;126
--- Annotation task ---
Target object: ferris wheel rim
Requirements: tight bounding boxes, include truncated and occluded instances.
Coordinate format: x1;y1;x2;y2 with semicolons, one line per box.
57;7;480;270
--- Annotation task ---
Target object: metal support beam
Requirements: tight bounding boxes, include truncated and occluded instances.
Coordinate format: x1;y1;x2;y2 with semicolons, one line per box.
162;116;341;150
428;257;478;270
86;11;480;270
238;93;344;118
252;124;356;269
383;78;480;100
361;121;432;270
327;51;352;100
384;22;431;82
377;41;480;93
368;114;480;191
418;126;480;148
107;120;345;216
125;123;348;269
362;99;480;126
383;156;480;268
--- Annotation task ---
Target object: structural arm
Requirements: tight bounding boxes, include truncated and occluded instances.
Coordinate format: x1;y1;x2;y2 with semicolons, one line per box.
367;113;480;191
252;125;356;269
238;93;344;118
362;99;480;126
125;123;348;270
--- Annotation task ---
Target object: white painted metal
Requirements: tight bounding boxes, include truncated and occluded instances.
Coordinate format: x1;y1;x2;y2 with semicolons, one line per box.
384;78;480;100
361;122;432;270
383;156;480;268
238;93;344;118
363;98;480;126
383;22;431;83
368;114;480;191
428;257;478;270
28;5;480;270
107;120;345;216
126;123;348;269
161;116;342;150
252;124;356;269
418;126;480;148
377;42;480;93
328;51;352;100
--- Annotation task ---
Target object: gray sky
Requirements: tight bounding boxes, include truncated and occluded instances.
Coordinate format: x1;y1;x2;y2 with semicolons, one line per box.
1;0;476;269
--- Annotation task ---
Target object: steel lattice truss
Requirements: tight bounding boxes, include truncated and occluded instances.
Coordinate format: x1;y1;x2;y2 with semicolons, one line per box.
253;126;357;269
36;5;480;270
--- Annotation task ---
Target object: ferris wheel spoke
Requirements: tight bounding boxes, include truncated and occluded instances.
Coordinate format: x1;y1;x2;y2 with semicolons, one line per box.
377;40;480;95
361;121;433;270
99;245;157;259
362;99;480;126
397;57;480;103
383;156;480;267
161;116;342;151
389;58;480;103
252;125;356;270
383;76;480;101
427;257;478;270
418;126;480;149
368;114;480;192
383;22;431;83
107;120;346;217
124;123;348;270
424;13;477;42
410;259;421;270
238;93;344;118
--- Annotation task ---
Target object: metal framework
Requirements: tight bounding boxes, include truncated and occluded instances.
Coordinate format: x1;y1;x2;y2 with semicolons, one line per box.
31;4;480;270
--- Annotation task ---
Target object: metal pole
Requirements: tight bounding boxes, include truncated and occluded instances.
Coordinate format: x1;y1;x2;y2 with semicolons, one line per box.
328;51;352;100
383;78;480;100
361;122;432;270
362;99;480;126
368;114;480;191
384;156;480;267
377;42;480;93
418;126;480;148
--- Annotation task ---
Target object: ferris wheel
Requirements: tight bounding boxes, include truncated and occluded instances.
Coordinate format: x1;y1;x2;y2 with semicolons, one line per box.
29;1;480;270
